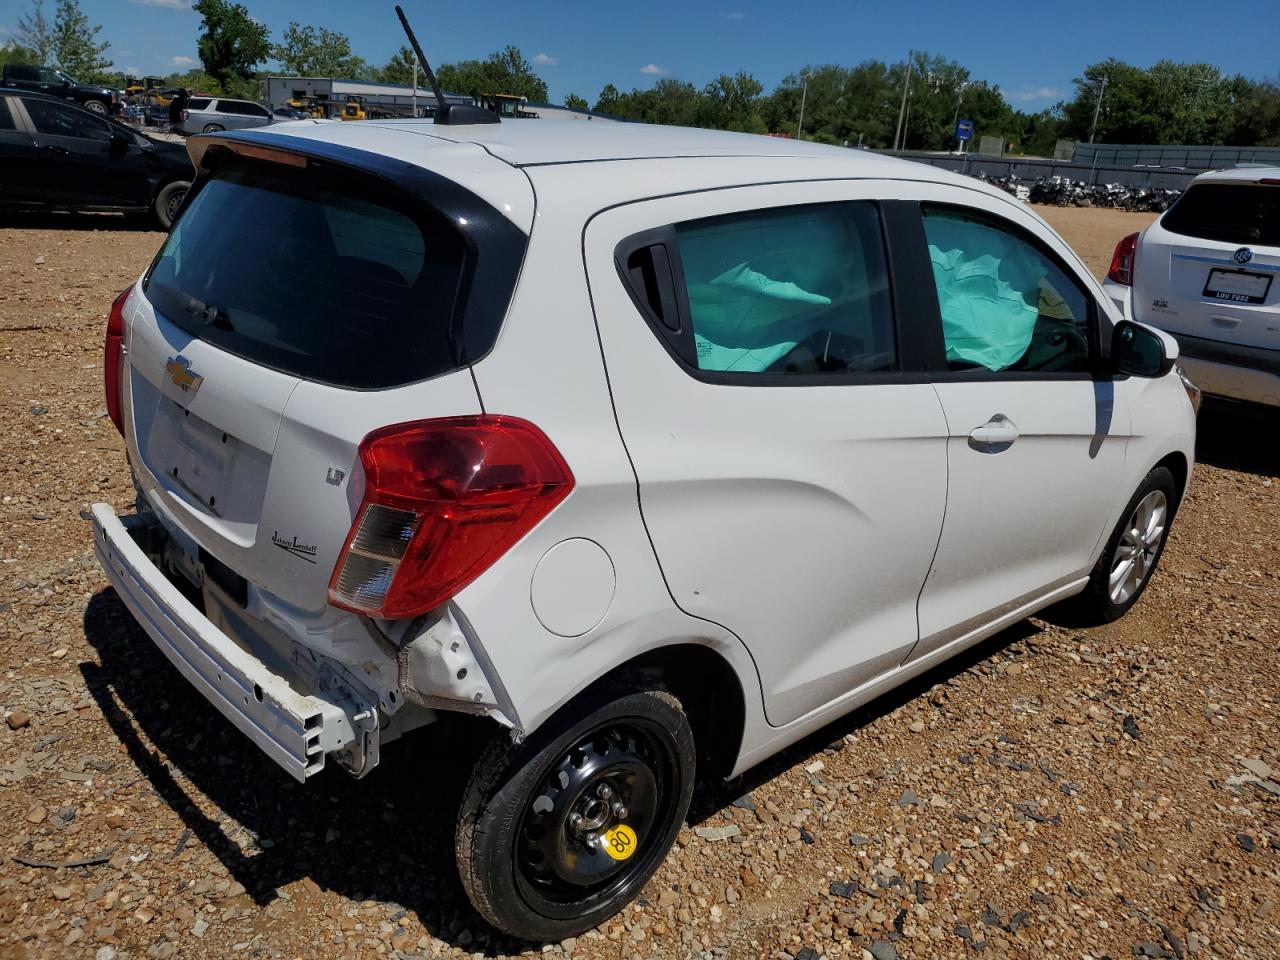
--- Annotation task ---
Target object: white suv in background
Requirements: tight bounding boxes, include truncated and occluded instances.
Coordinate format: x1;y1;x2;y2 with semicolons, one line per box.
1104;166;1280;408
177;96;276;134
92;120;1197;940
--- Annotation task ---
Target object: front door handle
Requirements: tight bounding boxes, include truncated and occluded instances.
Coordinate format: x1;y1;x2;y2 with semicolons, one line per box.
968;414;1020;447
39;144;69;155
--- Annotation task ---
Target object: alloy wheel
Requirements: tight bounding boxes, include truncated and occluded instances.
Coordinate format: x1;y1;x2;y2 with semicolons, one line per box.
1109;489;1167;604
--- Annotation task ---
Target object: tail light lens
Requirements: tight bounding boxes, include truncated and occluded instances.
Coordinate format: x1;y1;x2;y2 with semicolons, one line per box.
329;416;574;619
1108;232;1139;286
182;109;189;121
105;287;131;436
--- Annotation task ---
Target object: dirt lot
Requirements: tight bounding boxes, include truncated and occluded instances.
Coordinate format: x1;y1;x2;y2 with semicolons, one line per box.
0;205;1277;960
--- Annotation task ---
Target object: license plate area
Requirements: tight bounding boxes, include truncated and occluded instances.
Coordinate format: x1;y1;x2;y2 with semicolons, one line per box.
169;404;237;512
1203;268;1272;305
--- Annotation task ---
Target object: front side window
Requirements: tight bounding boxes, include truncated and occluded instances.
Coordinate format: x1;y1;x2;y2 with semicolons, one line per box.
24;98;111;141
0;99;13;130
38;68;64;84
922;207;1091;374
673;202;896;376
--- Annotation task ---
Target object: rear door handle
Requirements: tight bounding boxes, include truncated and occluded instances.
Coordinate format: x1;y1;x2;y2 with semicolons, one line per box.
968;414;1020;447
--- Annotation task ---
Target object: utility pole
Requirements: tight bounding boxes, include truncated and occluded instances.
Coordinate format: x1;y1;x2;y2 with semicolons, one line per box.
893;51;914;151
1088;75;1107;144
412;55;418;117
796;74;808;139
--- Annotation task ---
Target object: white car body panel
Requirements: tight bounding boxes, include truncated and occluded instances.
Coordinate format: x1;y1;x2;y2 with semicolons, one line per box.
95;119;1197;785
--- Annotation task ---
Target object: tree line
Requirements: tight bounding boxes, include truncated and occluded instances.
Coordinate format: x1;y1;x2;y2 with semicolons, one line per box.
3;0;1278;151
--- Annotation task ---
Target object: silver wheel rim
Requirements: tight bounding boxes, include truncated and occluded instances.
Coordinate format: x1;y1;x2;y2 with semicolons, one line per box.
165;190;185;224
86;100;105;114
1109;490;1167;605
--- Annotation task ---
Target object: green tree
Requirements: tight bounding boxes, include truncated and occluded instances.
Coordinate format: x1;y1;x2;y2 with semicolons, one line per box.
15;0;55;64
593;83;620;114
52;0;110;82
379;46;417;86
436;46;548;102
564;92;588;110
273;23;369;79
1231;79;1280;146
0;39;40;69
696;72;764;131
193;0;269;97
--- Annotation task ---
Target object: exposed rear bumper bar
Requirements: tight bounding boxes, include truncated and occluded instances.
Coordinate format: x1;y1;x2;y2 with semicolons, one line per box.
91;503;363;782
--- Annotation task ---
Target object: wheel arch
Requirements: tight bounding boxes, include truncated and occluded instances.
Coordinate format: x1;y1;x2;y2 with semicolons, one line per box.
1152;449;1190;514
547;642;748;790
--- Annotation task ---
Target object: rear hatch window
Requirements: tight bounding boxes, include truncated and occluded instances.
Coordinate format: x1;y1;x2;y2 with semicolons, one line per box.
144;156;476;389
1161;183;1280;247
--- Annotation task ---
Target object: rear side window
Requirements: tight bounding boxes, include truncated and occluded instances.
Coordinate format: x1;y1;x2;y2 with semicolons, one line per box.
1161;183;1280;247
24;98;111;141
672;203;896;375
6;65;38;81
187;98;211;110
143;157;471;389
922;207;1091;374
0;99;13;130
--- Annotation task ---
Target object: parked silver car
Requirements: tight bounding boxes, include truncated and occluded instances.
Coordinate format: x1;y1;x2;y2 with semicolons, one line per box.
178;97;275;134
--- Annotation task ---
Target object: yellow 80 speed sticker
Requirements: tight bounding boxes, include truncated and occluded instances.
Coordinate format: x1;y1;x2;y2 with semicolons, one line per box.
602;824;638;861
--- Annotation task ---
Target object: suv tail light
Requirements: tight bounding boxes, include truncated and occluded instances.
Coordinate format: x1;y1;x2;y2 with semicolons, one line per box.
1108;232;1139;286
329;416;574;620
105;287;131;435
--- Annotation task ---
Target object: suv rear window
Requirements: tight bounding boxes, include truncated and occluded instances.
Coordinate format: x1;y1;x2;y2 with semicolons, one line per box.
143;157;472;389
1161;183;1280;247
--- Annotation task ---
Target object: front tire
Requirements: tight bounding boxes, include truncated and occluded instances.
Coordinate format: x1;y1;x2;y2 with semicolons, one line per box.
154;180;189;230
1067;466;1177;624
84;99;107;115
456;688;696;941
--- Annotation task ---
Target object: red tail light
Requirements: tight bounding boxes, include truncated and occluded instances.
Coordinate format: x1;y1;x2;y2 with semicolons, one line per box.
105;287;131;436
328;416;574;619
1108;232;1139;286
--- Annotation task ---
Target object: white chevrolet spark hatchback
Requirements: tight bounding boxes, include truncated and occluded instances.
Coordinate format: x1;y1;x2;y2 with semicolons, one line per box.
92;117;1197;939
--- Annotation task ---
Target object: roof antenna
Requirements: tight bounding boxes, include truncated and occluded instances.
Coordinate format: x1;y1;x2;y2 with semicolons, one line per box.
394;5;498;125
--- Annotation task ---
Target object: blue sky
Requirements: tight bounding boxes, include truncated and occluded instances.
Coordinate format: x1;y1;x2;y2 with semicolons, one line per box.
2;0;1275;109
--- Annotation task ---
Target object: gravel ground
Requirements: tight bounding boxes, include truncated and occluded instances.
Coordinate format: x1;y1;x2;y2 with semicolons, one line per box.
1;206;1277;960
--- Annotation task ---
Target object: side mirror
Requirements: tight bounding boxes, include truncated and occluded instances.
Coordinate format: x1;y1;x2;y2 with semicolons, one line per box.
1112;320;1173;378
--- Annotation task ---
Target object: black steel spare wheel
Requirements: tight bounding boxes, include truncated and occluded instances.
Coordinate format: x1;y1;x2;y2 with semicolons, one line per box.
456;689;696;941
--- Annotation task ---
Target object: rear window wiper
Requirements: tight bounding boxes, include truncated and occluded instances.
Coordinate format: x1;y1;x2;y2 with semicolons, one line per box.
151;282;235;331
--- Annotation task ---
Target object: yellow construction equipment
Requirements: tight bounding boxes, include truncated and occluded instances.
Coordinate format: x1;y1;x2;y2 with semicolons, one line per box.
340;96;367;121
479;93;538;119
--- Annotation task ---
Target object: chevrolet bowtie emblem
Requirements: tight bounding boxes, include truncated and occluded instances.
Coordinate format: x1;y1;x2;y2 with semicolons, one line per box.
165;355;203;394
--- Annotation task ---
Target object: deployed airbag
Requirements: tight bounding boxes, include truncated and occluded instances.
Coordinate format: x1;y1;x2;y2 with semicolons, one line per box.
687;262;832;372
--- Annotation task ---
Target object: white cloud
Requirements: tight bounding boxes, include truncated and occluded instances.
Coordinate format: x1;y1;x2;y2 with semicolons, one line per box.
640;63;668;76
0;24;11;35
719;11;746;19
128;0;188;8
124;66;142;75
1008;86;1062;103
170;55;197;68
531;52;558;66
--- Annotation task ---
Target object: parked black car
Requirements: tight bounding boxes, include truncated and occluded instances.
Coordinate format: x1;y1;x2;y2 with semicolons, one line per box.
1;63;120;116
0;89;192;228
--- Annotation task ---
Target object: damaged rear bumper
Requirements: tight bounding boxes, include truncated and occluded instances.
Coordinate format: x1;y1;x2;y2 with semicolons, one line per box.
91;503;376;782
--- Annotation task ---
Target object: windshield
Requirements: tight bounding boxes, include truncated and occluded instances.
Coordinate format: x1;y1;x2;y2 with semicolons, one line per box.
143;157;472;389
1161;183;1280;247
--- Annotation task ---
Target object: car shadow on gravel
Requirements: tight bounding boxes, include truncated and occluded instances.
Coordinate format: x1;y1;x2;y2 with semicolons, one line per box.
0;211;165;233
82;588;1039;953
1193;400;1279;477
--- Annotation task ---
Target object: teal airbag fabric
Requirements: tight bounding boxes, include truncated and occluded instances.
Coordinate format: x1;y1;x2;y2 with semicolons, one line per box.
681;214;840;373
924;215;1042;371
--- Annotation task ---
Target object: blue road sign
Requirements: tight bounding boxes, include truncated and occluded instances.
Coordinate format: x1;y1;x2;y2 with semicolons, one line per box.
956;118;974;142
